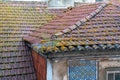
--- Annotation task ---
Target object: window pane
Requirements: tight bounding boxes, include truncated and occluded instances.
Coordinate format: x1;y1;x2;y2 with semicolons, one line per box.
108;73;114;80
115;73;120;80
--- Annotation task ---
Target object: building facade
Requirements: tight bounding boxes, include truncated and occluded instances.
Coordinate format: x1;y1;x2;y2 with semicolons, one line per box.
1;0;119;80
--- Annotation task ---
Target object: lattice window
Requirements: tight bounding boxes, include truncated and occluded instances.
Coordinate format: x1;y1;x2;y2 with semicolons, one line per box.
69;59;98;80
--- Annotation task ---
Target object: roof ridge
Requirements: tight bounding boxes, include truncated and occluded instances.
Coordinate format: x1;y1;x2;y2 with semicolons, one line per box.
56;3;102;21
52;3;108;39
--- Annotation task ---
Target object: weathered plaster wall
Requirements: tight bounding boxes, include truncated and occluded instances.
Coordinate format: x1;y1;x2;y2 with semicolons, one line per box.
52;60;68;80
99;58;120;80
51;58;120;80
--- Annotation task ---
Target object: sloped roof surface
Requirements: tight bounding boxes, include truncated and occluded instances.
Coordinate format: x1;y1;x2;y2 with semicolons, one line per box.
24;3;101;43
56;3;120;45
25;2;120;55
0;2;55;79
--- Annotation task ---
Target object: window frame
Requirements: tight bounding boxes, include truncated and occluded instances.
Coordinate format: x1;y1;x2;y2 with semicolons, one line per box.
106;68;120;80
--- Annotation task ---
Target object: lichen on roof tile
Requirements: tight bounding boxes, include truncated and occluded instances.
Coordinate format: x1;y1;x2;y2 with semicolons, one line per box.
0;1;57;78
26;2;120;55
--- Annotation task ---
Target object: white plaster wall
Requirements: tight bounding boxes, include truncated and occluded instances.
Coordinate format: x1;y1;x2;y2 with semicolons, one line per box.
52;60;68;80
99;58;120;80
75;0;95;3
47;59;52;80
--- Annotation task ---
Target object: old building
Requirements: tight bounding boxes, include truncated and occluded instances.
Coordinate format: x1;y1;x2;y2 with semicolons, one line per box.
24;1;120;80
0;0;120;80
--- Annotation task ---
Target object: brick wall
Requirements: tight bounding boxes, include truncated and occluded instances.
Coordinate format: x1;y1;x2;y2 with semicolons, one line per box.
32;50;47;80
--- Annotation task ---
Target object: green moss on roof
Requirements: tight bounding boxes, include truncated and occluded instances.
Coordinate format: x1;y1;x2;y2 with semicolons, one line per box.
28;2;120;55
0;2;55;78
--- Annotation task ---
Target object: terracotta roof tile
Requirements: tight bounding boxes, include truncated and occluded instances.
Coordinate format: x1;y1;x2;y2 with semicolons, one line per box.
0;2;59;78
25;3;101;44
61;4;120;44
29;2;120;55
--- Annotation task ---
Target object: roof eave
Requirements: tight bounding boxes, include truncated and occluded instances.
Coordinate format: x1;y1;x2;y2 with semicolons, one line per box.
47;50;120;59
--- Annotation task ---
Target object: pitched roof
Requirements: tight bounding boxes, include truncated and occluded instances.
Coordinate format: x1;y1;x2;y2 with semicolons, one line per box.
0;2;56;78
24;2;120;56
24;3;102;43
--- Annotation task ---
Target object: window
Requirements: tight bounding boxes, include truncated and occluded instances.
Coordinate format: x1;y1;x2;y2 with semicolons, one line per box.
48;0;74;8
107;71;120;80
69;60;98;80
106;68;120;80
